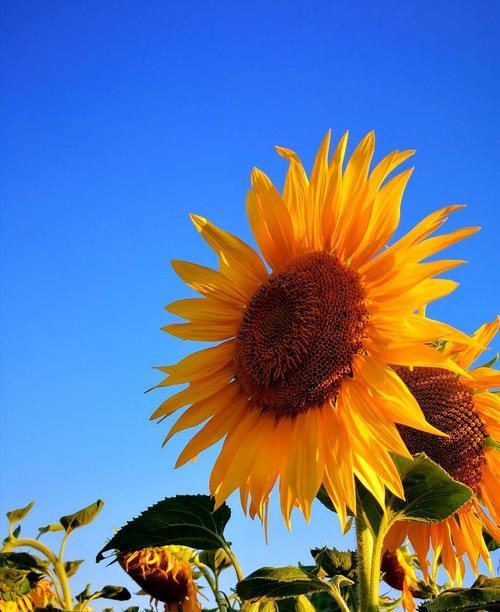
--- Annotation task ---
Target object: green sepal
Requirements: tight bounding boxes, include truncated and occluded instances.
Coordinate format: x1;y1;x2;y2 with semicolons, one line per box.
310;547;356;580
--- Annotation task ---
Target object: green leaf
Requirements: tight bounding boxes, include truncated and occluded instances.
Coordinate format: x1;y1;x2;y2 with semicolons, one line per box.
91;585;131;601
37;523;64;537
237;567;329;601
76;584;92;603
277;596;315;612
476;352;499;369
390;454;473;523
96;495;231;561
310;547;356;579
198;549;232;573
63;560;84;577
60;500;104;533
418;577;500;611
122;608;139;612
0;552;48;573
6;502;35;524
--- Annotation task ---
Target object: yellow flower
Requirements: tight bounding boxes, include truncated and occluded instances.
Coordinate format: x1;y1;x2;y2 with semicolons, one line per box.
384;317;500;585
0;579;55;612
119;547;201;612
152;131;479;527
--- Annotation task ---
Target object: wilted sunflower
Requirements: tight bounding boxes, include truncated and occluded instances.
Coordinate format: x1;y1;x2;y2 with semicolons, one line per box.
384;317;500;590
152;131;479;527
119;547;201;612
381;547;421;612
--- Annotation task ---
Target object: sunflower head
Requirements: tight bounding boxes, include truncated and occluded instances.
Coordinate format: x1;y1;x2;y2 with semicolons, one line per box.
153;131;480;527
385;317;500;583
235;251;369;415
395;366;488;493
119;547;200;612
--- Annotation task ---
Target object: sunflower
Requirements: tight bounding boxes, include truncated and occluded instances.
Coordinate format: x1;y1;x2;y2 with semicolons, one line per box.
381;547;420;612
0;579;55;612
119;547;201;612
384;317;500;597
152;131;480;527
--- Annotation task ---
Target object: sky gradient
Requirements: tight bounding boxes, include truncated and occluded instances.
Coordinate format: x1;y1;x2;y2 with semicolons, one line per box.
1;1;499;609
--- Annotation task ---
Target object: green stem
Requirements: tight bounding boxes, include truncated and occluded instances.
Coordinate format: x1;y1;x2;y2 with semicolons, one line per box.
326;583;351;612
355;512;376;612
2;537;73;610
194;561;227;611
221;542;244;583
368;512;390;612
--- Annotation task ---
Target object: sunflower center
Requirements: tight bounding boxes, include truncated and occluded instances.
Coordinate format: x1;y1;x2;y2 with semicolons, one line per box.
394;367;487;494
234;252;369;416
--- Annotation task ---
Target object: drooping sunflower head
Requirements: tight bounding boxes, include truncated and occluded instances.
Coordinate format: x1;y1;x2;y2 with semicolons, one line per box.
385;317;500;583
152;131;480;527
119;546;201;612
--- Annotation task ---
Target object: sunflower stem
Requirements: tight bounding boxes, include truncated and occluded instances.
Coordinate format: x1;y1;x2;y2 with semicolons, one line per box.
355;512;376;611
194;560;228;611
368;512;390;611
221;542;244;583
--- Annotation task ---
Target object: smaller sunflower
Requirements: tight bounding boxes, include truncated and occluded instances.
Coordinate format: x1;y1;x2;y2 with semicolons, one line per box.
0;579;55;612
384;317;500;595
119;546;201;612
381;548;420;612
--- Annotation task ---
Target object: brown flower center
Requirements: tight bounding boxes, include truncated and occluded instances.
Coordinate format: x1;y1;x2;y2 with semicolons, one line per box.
234;252;369;416
395;367;487;494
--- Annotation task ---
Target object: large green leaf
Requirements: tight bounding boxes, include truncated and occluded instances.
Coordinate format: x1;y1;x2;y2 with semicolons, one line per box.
319;454;472;529
419;577;500;611
390;454;472;522
6;502;35;524
97;495;231;561
60;500;104;533
237;567;328;601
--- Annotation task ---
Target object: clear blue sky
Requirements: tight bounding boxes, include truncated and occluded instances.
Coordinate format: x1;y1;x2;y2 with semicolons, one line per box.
1;1;499;608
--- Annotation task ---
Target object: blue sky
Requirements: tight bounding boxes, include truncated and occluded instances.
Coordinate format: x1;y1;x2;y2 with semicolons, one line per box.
1;0;499;608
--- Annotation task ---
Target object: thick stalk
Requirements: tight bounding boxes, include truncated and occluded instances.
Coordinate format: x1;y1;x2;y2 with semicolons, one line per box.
368;512;389;611
355;513;376;612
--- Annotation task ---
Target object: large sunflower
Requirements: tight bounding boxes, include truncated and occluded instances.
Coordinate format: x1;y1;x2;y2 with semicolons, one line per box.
384;317;500;598
152;131;479;527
